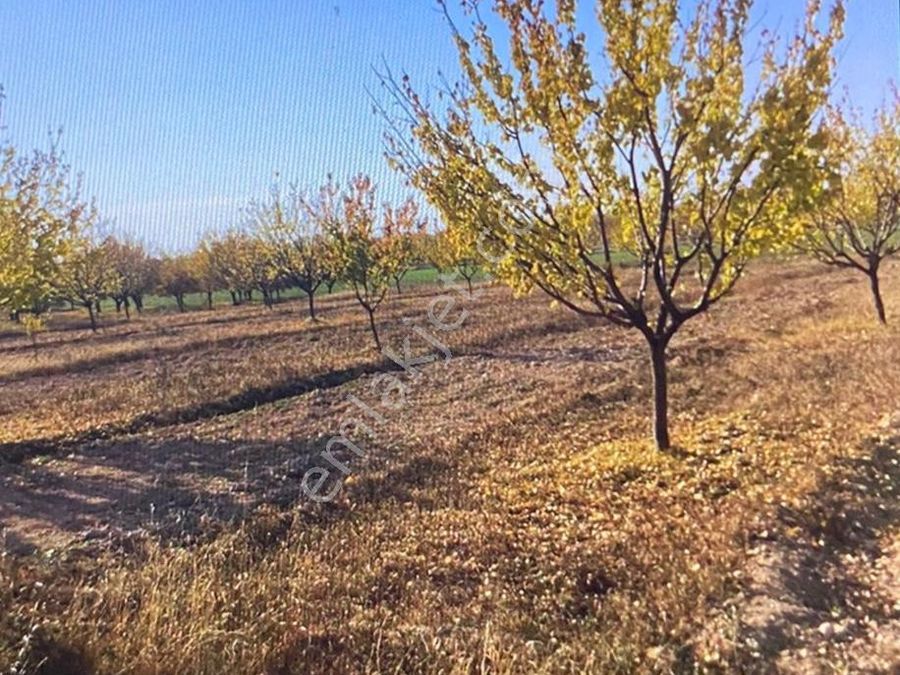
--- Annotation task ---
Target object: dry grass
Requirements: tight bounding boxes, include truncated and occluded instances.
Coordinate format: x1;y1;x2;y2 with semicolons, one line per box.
1;260;898;673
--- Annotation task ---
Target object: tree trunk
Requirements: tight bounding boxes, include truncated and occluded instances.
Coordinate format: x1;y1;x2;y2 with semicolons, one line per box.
114;298;122;313
207;291;214;310
869;268;887;324
648;337;670;451
465;275;474;295
95;300;102;315
124;297;131;320
395;277;402;295
366;306;381;351
86;303;97;332
230;291;239;306
176;294;185;312
306;290;317;321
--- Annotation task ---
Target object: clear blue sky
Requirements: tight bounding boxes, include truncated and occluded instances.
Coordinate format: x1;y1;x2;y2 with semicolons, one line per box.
1;1;897;253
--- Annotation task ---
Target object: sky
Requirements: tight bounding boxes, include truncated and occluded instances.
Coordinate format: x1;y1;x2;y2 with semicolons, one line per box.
1;0;898;253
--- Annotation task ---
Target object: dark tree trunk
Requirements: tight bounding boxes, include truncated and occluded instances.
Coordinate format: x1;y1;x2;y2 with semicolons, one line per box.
114;298;122;313
464;275;474;295
366;306;381;351
230;291;239;306
327;278;337;294
86;303;98;332
123;297;131;320
246;290;253;302
132;294;144;313
306;290;317;321
395;277;402;295
175;294;185;312
869;268;887;324
648;336;670;451
207;291;214;310
95;300;102;315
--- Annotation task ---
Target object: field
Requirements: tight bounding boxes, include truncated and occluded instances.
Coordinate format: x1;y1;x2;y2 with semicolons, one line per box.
1;260;898;673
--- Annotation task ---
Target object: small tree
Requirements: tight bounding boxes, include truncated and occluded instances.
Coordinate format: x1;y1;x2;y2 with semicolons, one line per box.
0;131;86;322
799;96;900;323
423;228;479;295
382;0;844;450
252;182;332;320
159;255;199;312
193;237;223;310
105;236;156;319
210;230;258;305
243;234;280;309
55;236;117;331
328;175;414;350
381;200;426;294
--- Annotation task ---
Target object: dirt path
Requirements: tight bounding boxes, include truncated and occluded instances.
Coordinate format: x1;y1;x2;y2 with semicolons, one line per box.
722;414;900;673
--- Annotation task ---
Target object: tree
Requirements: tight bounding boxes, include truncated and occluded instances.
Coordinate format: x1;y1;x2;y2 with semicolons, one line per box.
423;228;479;295
105;236;157;318
54;236;118;331
242;234;280;309
193;237;223;310
158;255;199;312
251;182;332;320
799;96;900;323
0;132;86;321
201;230;251;305
328;175;413;350
381;200;427;294
382;0;844;450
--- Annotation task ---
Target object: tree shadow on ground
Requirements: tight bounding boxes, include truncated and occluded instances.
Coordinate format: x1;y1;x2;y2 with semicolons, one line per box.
0;358;402;463
0;424;466;558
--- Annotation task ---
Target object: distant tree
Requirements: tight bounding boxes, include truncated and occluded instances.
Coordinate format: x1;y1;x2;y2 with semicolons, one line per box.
207;231;255;305
328;175;415;350
382;0;844;450
799;96;900;323
243;234;280;309
54;236;118;331
159;255;199;312
423;228;479;295
193;237;223;310
105;236;156;318
381;200;427;294
252;181;332;320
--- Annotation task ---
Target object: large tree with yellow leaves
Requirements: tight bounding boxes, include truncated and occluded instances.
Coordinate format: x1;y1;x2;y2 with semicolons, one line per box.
383;0;844;450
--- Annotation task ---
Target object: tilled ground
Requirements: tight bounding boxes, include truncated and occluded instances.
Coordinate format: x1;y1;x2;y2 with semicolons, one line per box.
1;260;898;673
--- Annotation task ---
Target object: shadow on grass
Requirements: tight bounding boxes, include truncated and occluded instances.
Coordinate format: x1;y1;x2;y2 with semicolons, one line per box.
0;358;401;464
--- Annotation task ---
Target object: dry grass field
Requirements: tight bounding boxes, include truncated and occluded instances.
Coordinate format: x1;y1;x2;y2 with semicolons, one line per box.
1;260;898;673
